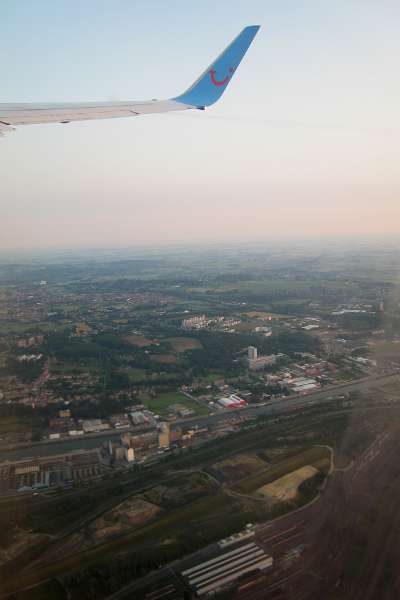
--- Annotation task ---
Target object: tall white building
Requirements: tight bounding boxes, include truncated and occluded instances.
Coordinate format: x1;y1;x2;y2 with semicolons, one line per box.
248;346;258;360
125;447;135;463
247;346;276;371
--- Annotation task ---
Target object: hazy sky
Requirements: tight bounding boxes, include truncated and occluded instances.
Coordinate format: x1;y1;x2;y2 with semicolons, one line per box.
1;1;400;250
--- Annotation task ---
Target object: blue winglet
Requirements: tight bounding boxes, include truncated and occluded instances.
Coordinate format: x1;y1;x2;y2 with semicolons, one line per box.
174;25;260;108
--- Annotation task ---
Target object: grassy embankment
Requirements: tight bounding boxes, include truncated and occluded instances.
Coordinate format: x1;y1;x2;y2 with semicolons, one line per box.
234;446;330;494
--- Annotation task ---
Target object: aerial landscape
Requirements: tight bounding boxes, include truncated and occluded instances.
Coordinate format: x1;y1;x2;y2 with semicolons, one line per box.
2;1;400;598
0;242;400;599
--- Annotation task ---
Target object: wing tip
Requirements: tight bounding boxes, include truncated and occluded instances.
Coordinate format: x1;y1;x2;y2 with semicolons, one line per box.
173;25;261;108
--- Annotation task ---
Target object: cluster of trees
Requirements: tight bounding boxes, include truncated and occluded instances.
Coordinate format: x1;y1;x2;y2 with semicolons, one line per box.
4;355;45;383
298;470;326;501
33;323;322;405
44;335;106;361
337;312;383;332
63;546;189;599
44;332;173;372
184;330;321;377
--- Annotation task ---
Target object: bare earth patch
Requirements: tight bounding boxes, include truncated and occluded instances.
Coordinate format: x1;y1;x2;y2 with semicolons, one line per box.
166;337;203;352
150;354;177;364
124;334;156;347
258;465;318;502
91;497;161;541
210;453;266;484
0;529;51;565
45;496;162;562
145;473;215;508
75;322;91;335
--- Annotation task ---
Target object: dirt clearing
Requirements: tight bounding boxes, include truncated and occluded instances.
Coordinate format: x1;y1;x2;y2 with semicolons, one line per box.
124;334;156;347
209;453;266;484
258;465;318;501
167;337;203;352
91;497;161;541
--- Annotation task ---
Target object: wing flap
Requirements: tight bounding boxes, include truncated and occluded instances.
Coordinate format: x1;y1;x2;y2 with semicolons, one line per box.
0;100;191;126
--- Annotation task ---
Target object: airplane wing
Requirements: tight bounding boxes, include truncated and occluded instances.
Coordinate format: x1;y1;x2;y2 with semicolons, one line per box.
0;25;260;137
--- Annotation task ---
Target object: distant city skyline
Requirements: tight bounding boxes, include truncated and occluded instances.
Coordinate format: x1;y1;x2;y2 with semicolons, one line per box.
1;1;400;249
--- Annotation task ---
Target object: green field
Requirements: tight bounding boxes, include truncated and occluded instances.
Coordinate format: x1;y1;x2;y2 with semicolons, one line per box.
142;391;210;416
51;362;99;375
244;311;294;319
202;372;224;383
126;368;148;383
0;321;68;334
369;340;400;359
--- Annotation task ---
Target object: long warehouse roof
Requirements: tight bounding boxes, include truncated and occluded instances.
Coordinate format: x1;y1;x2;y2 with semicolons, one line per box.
182;542;257;576
190;550;265;585
196;556;273;596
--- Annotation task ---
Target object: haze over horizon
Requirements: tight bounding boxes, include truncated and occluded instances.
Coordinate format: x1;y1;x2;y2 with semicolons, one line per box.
1;0;400;250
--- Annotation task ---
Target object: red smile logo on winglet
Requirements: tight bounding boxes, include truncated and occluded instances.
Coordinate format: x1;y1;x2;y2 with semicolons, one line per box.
209;67;235;86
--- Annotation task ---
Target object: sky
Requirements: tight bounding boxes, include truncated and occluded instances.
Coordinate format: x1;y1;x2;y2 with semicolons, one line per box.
1;0;400;250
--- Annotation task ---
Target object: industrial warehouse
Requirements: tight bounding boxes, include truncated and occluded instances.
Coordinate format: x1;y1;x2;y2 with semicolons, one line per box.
181;542;273;596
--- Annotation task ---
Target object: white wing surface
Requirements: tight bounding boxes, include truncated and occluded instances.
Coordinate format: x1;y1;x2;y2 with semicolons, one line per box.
0;26;259;137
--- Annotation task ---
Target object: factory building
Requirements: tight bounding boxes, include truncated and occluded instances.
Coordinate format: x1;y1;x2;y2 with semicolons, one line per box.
114;447;125;461
69;452;101;479
129;410;150;426
286;376;320;394
170;427;182;444
121;431;158;453
81;419;110;434
218;394;247;408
